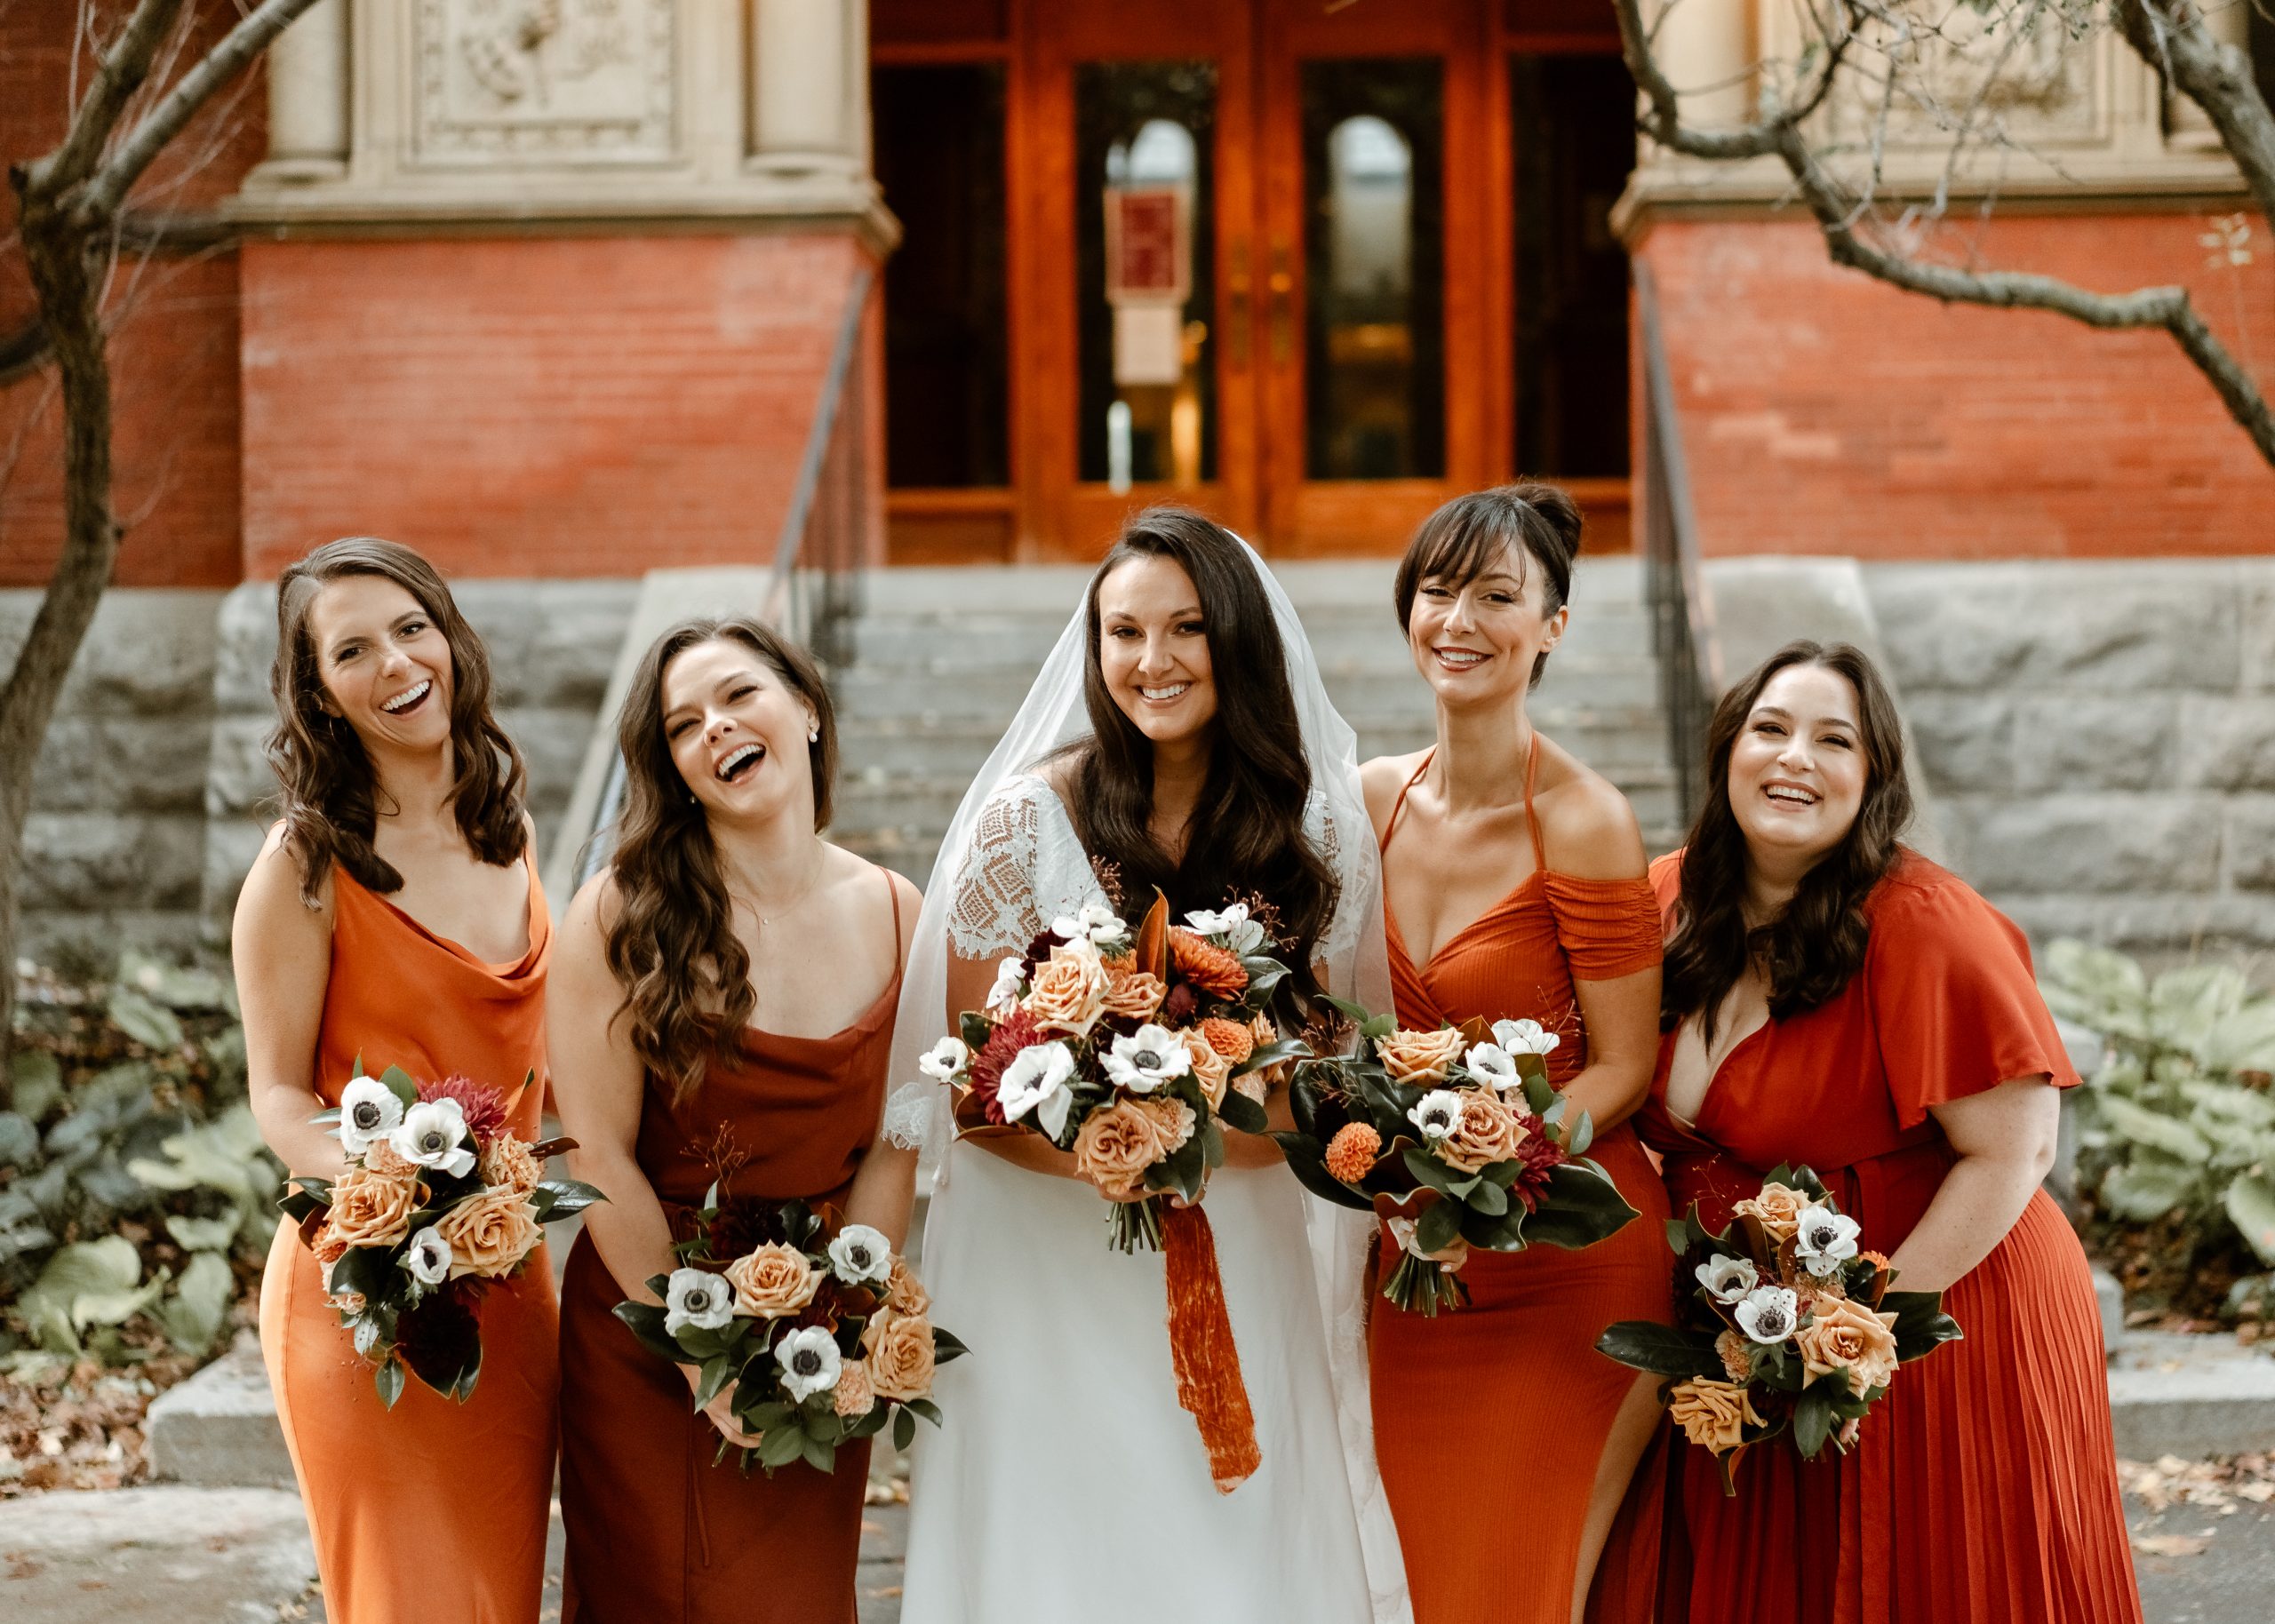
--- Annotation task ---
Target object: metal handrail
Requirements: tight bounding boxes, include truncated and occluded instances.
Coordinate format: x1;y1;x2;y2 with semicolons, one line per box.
1635;259;1721;821
574;266;875;889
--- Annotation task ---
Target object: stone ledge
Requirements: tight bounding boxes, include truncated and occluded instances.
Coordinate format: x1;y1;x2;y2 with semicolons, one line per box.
0;1485;312;1623
146;1334;295;1490
2110;1333;2275;1461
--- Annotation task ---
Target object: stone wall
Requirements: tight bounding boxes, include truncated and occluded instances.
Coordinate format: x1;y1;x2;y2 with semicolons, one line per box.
1868;560;2275;960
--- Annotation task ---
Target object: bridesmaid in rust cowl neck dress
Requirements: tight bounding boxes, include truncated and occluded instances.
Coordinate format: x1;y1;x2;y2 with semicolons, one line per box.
549;615;921;1624
1637;641;2137;1624
1362;488;1675;1624
237;539;556;1624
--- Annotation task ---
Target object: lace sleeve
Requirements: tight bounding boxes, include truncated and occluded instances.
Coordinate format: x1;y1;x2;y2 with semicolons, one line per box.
946;776;1050;958
1305;789;1368;991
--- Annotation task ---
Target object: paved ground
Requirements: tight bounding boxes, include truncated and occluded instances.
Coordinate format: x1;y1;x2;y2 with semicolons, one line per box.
4;1480;2267;1620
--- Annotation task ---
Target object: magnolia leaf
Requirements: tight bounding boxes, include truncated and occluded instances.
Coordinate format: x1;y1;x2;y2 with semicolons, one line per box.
1216;1089;1268;1135
106;987;185;1052
154;1252;235;1355
2225;1173;2275;1265
893;1406;918;1452
1792;1386;1838;1459
1271;1133;1372;1211
1596;1321;1722;1377
533;1179;605;1221
2094;1095;2213;1165
1882;1290;1965;1359
1563;1107;1595;1158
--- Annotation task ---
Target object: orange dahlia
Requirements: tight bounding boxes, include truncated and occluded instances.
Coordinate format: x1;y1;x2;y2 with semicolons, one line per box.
1169;929;1249;999
1324;1123;1382;1183
1198;1015;1256;1063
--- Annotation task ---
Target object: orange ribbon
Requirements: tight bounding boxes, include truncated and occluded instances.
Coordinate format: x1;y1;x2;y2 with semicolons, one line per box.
1161;1203;1260;1494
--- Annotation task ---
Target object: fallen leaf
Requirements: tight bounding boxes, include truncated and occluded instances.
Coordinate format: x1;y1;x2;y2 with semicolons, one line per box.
2132;1532;2215;1557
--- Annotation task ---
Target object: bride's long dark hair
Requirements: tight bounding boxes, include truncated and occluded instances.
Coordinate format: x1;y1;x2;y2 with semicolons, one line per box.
1058;507;1338;999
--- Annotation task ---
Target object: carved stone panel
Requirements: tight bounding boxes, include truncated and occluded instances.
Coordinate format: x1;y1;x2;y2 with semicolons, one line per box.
414;0;678;164
1825;3;2111;155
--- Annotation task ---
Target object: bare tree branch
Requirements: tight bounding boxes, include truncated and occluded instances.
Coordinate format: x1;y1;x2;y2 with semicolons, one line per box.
0;319;48;388
1615;0;2275;470
27;0;187;199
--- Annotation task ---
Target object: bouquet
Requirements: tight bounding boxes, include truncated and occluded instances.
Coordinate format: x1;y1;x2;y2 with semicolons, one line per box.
1594;1165;1962;1492
613;1190;963;1475
279;1062;602;1406
1274;1006;1640;1315
914;888;1305;1493
920;893;1300;1251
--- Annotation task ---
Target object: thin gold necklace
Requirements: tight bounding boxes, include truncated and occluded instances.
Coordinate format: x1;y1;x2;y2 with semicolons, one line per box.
729;847;826;928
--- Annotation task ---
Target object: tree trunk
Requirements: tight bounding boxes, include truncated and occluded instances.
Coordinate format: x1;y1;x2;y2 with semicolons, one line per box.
0;193;122;1099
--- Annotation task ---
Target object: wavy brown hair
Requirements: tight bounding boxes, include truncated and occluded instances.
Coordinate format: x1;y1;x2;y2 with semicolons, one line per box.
267;537;527;906
603;617;838;1100
1058;506;1337;1007
1662;641;1913;1040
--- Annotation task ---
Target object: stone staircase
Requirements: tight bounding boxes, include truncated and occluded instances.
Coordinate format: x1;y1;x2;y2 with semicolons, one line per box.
827;556;1683;881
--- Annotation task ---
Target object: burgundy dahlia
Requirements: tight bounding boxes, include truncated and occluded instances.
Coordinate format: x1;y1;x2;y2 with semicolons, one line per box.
1507;1117;1567;1213
967;1008;1042;1126
416;1075;510;1145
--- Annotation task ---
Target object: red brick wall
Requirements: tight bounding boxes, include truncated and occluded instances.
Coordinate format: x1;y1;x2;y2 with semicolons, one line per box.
1636;214;2275;559
240;233;875;579
0;3;263;590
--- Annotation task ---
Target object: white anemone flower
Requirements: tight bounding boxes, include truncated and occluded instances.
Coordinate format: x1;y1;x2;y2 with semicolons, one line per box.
389;1098;475;1178
1793;1206;1863;1278
1051;903;1124;944
1734;1285;1801;1345
1409;1089;1465;1142
337;1078;404;1156
400;1225;452;1287
1695;1254;1760;1303
997;1041;1078;1139
1491;1018;1561;1058
917;1036;970;1083
664;1268;735;1336
1185;903;1265;955
827;1224;894;1288
776;1325;844;1402
1101;1025;1193;1095
986;958;1027;1015
1463;1043;1520;1092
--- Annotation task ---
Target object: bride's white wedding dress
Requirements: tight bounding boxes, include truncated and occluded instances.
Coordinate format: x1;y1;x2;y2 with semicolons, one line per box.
887;541;1409;1624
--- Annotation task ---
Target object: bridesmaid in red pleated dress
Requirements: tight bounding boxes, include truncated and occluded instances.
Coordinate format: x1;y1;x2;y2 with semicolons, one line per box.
238;537;555;1623
550;616;921;1623
1363;486;1674;1624
1639;640;2139;1623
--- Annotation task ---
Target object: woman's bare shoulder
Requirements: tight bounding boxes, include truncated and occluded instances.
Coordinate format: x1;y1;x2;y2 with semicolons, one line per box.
1532;741;1647;881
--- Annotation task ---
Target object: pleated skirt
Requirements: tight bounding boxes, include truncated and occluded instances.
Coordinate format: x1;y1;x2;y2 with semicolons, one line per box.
1656;1179;2140;1624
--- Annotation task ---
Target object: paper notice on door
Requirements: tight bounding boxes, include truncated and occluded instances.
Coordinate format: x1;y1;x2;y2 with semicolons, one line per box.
1113;299;1185;386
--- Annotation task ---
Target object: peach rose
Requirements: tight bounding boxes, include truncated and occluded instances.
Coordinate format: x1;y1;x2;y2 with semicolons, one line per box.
320;1164;422;1252
726;1241;821;1318
1377;1026;1467;1087
834;1359;877;1418
477;1134;543;1195
1071;1099;1167;1196
436;1186;542;1279
1734;1182;1810;1246
1101;961;1167;1023
1133;1095;1196;1157
1435;1089;1529;1174
1180;1029;1233;1111
1667;1378;1764;1454
1796;1294;1901;1396
863;1310;937;1402
1714;1329;1753;1383
1024;939;1110;1037
885;1256;930;1317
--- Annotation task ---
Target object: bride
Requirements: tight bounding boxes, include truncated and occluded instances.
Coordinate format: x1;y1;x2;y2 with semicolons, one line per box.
890;508;1409;1622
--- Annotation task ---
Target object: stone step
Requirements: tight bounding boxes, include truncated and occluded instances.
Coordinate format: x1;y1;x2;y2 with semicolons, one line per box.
2108;1331;2275;1459
145;1333;296;1489
844;617;1657;676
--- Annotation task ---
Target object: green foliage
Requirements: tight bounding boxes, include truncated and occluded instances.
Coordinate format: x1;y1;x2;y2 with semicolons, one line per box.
4;951;276;1361
2042;941;2275;1311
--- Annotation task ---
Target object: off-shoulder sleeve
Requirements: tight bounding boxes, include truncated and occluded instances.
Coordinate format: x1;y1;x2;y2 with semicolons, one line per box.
1544;874;1664;981
1867;865;2080;1130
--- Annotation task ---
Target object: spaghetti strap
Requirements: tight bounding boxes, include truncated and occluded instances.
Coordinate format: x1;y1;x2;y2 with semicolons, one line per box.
1381;750;1436;855
1521;733;1546;872
884;866;905;975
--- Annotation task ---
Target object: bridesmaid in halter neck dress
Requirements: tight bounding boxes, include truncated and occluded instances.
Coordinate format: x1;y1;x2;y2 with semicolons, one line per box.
548;616;921;1624
1362;489;1673;1624
239;539;557;1624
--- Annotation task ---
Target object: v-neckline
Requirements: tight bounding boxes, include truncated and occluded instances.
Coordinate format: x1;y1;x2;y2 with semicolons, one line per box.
1385;870;1548;974
1662;1006;1772;1131
1380;740;1549;971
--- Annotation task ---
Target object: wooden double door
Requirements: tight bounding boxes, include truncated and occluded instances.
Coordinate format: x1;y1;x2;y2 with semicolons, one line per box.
1011;0;1513;557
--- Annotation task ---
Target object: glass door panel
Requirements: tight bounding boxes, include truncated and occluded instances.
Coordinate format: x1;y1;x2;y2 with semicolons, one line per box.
1299;59;1444;482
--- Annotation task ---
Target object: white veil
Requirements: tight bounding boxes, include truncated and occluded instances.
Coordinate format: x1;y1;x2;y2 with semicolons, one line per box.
882;536;1409;1623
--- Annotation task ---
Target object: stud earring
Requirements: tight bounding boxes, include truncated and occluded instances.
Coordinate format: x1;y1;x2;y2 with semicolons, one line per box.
807;723;820;744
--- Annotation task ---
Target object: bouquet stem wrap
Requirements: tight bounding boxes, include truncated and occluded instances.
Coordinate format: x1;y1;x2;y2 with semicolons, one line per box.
1161;1203;1259;1493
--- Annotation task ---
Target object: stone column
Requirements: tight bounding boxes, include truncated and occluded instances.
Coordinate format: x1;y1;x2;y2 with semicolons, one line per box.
1650;0;1756;129
750;0;867;175
260;0;348;179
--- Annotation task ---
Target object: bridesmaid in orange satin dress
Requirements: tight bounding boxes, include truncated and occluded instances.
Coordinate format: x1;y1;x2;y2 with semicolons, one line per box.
1362;487;1675;1624
549;616;921;1623
238;537;556;1623
1638;640;2139;1623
